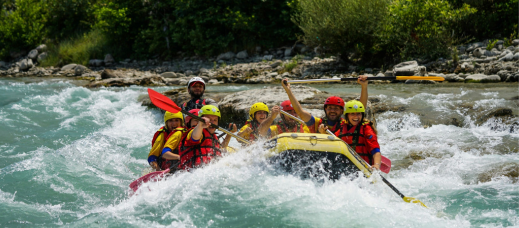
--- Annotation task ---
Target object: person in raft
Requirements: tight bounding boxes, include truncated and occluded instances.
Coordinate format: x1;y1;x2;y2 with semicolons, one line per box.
178;105;236;170
181;77;218;112
184;109;200;129
280;76;368;134
258;100;310;138
148;111;185;171
337;100;382;170
237;102;269;142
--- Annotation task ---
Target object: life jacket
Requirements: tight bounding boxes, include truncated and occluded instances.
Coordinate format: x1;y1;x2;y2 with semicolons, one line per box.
275;120;305;134
243;120;260;141
181;99;206;111
151;127;170;146
157;127;185;170
178;128;222;170
315;117;346;133
336;121;375;165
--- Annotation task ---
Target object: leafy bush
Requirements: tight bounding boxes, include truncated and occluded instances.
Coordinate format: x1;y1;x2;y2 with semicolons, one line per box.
44;0;98;40
293;0;390;61
381;0;476;61
486;39;498;50
40;29;107;66
0;0;47;59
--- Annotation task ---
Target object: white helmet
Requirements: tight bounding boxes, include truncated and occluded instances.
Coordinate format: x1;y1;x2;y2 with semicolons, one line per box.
187;77;205;88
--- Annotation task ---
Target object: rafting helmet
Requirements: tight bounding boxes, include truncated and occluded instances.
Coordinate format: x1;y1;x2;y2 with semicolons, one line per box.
187;77;206;88
324;96;345;110
344;100;365;114
249;102;269;120
164;111;184;129
199;105;221;118
185;109;200;126
280;100;294;111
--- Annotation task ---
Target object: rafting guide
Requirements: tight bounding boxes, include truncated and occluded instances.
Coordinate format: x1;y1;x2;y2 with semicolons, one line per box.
181;77;218;111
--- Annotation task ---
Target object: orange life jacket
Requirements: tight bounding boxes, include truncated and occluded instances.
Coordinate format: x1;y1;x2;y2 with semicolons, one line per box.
178;128;222;170
336;121;375;165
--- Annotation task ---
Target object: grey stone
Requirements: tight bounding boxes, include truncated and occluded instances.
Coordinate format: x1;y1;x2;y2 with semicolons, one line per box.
465;74;500;82
160;72;178;78
263;55;273;61
37;52;47;62
428;73;445;76
61;64;77;71
393;60;425;76
364;68;373;73
505;72;519;82
185;70;194;76
514;53;519;61
89;59;104;67
300;46;310;54
36;44;47;52
19;59;33;71
104;54;115;66
256;46;261;53
507;46;515;51
27;49;38;60
0;61;5;69
236;50;248;59
512;39;519;46
499;53;514;61
443;73;464;82
461;62;475;72
497;70;511;81
376;72;385;77
384;70;394;77
208;79;221;84
216;52;235;61
268;72;279;77
276;49;284;56
284;48;293;57
514;47;519;53
74;65;88;76
460;54;469;59
270;60;283;68
467;42;485;52
473;48;484;58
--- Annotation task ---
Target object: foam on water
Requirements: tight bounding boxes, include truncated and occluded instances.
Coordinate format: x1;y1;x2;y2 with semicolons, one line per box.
0;79;517;227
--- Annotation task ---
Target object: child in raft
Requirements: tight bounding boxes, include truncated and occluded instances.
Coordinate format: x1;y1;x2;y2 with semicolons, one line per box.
237;102;269;142
147;111;185;171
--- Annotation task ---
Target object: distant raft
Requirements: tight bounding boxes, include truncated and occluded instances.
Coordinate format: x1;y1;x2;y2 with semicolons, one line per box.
265;133;373;180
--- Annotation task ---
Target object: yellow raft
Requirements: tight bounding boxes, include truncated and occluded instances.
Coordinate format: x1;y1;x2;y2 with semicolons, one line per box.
265;132;372;180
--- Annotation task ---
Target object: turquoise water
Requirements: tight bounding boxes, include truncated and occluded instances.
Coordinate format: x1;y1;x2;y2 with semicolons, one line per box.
0;78;517;227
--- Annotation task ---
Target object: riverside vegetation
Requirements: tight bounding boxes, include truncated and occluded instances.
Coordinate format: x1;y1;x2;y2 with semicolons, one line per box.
0;0;518;84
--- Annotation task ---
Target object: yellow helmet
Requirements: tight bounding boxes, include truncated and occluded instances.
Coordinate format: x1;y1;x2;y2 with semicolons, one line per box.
198;105;221;118
344;100;365;114
249;102;269;120
164;111;184;128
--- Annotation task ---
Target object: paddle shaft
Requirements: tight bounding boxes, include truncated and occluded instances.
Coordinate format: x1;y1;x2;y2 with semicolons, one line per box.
181;109;251;144
288;76;443;84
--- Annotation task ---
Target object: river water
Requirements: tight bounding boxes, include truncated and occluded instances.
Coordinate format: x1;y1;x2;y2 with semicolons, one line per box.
0;78;517;227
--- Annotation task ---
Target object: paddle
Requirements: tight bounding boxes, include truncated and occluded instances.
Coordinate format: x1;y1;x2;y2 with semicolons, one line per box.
325;128;427;208
147;88;251;144
288;76;445;84
279;110;391;173
129;168;170;193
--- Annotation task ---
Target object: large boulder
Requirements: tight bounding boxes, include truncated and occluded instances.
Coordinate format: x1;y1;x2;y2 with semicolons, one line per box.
443;73;465;82
27;49;38;60
284;48;294;57
497;70;511;81
512;39;519;46
236;50;248;59
89;59;104;67
19;59;33;71
160;72;178;78
37;52;47;62
466;42;485;52
498;52;514;61
61;64;77;71
473;48;484;58
216;52;235;61
74;65;88;76
393;61;426;76
505;72;519;82
101;69;124;79
104;54;115;66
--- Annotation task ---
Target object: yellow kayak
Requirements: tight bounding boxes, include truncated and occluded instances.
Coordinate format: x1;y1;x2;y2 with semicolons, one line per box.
264;133;372;180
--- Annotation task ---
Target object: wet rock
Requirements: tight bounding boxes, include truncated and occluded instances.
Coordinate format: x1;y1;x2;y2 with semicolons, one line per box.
160;72;178;78
443;73;464;82
465;74;500;83
477;108;514;125
61;64;77;71
27;49;38;60
505;72;519;82
19;59;33;71
393;61;426;76
101;69;124;79
74;65;88;76
89;59;104;67
477;163;519;183
497;70;511;81
236;50;248;59
86;76;165;88
217;52;235;61
37;52;47;62
36;44;47;52
104;54;115;66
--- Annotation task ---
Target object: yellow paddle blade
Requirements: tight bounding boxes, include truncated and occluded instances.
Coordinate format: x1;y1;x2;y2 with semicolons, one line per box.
395;76;445;81
403;196;428;208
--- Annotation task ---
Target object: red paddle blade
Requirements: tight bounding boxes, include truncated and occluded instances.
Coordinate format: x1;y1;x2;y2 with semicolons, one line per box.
380;155;391;174
147;88;181;113
129;168;170;192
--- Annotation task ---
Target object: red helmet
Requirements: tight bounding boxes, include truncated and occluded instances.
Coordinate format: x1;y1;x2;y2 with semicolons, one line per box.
324;96;345;109
185;109;200;126
280;100;294;111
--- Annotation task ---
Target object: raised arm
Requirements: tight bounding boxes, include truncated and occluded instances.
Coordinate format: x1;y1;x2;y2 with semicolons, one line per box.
221;123;237;148
258;106;280;137
358;75;368;108
281;79;312;122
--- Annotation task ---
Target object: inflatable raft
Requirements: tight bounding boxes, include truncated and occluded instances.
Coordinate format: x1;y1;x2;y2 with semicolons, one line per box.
265;132;373;180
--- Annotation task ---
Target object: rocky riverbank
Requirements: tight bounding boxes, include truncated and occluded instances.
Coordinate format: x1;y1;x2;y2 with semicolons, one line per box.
1;40;519;86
